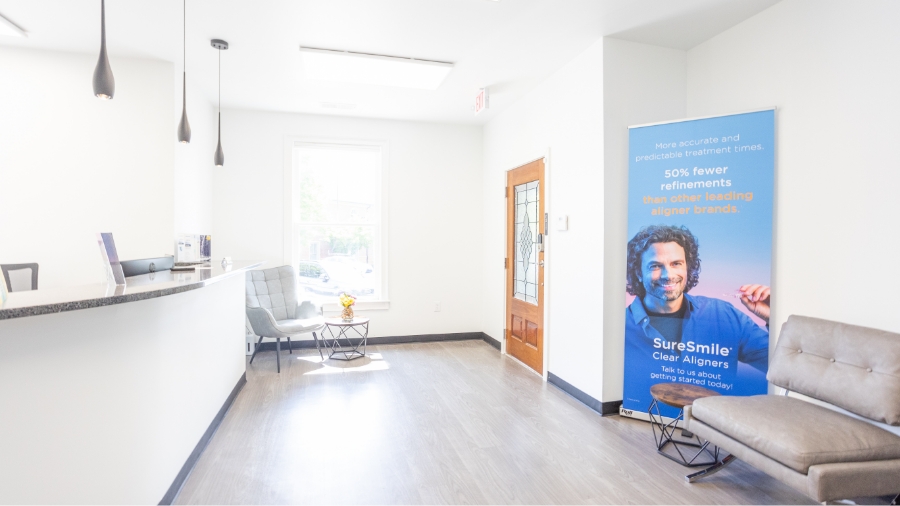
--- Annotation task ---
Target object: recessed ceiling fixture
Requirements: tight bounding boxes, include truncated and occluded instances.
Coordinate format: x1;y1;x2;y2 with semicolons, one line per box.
0;12;27;38
177;0;191;144
299;47;453;90
211;39;228;167
92;0;115;99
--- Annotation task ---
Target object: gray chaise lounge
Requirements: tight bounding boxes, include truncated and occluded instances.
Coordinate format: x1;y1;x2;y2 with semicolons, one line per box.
685;315;900;503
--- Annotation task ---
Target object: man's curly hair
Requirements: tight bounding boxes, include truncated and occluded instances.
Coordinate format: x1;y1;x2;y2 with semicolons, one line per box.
626;225;701;299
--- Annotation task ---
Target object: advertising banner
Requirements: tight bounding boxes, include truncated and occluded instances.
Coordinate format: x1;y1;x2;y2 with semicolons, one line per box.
622;109;775;420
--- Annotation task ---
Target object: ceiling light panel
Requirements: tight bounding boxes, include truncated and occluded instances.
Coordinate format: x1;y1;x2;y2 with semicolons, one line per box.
299;47;453;90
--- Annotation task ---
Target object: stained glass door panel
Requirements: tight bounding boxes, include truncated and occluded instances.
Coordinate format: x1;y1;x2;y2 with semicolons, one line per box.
514;181;539;305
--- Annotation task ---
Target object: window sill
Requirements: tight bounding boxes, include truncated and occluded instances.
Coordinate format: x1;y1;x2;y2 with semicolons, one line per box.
323;300;390;312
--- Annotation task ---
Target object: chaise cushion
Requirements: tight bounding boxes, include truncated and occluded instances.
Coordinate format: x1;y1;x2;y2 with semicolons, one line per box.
692;395;900;474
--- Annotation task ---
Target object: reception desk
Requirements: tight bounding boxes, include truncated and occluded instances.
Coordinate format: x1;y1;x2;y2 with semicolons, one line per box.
0;261;262;504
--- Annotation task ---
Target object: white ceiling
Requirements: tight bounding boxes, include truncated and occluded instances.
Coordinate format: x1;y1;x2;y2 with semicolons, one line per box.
0;0;779;125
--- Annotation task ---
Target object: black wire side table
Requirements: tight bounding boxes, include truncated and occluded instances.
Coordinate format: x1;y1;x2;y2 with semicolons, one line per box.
648;382;721;467
323;317;370;361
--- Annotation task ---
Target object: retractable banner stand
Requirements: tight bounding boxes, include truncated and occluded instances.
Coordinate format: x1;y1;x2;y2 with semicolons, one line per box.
621;109;775;421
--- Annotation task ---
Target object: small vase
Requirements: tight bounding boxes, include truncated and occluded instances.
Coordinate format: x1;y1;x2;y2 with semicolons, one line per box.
341;306;354;322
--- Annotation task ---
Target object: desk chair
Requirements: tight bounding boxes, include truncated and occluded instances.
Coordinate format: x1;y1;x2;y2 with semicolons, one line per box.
245;265;325;373
1;263;39;292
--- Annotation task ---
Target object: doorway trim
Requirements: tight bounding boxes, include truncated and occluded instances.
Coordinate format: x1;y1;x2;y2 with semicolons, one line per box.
504;148;551;381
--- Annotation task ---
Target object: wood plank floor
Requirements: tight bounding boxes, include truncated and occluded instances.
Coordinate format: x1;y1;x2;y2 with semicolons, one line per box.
174;340;816;505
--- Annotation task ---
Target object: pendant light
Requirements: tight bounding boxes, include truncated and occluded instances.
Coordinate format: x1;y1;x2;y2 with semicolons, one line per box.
177;0;191;143
211;39;228;167
93;0;115;99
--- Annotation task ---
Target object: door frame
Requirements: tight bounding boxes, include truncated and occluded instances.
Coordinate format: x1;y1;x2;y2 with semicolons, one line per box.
504;148;552;380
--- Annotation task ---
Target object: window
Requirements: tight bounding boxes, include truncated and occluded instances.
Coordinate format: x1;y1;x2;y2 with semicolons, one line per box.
289;141;386;304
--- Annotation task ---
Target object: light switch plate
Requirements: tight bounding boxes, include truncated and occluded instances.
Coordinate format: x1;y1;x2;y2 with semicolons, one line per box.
556;215;569;231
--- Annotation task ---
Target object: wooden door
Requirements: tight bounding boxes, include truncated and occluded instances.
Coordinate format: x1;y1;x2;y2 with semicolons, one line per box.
506;159;545;374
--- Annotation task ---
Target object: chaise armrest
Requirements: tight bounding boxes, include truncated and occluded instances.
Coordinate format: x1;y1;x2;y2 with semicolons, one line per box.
683;405;694;431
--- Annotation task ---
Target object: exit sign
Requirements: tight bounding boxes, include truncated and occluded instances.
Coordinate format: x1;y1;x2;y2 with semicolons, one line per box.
474;88;489;115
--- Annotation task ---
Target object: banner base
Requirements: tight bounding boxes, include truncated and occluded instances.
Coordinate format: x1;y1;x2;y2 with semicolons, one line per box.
619;406;678;426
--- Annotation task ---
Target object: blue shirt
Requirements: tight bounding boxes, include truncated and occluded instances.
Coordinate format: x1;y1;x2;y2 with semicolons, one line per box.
623;293;769;413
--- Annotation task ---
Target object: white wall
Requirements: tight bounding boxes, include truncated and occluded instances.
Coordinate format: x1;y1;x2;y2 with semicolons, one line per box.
213;110;484;338
688;1;900;434
686;0;900;337
602;38;686;401
0;47;174;289
483;38;686;402
173;76;217;236
574;0;900;405
483;40;606;397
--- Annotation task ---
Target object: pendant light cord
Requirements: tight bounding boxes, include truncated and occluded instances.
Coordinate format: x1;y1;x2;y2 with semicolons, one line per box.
183;0;185;73
101;0;105;45
218;49;221;112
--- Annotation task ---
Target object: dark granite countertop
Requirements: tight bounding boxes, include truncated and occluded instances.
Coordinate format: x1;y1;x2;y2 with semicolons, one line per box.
0;261;264;320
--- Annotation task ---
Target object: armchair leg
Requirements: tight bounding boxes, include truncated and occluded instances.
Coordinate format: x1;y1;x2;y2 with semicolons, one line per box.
276;338;281;373
312;331;324;360
249;335;265;364
287;336;292;354
891;492;898;505
685;454;736;483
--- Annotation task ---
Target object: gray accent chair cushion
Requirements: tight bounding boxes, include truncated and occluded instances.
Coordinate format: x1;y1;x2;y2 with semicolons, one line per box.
692;395;900;473
247;266;299;321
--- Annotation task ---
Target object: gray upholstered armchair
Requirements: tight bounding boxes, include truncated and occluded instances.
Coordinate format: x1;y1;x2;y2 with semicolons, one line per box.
246;266;325;373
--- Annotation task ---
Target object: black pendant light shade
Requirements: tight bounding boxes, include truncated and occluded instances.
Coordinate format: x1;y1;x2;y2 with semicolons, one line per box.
177;0;191;143
93;0;115;99
211;39;228;167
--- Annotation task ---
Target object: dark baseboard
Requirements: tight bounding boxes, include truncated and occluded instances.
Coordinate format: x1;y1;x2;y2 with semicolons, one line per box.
251;331;486;351
159;372;247;505
482;332;501;350
547;372;622;417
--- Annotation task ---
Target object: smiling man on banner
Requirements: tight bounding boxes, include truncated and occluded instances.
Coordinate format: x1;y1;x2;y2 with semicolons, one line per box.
623;224;770;412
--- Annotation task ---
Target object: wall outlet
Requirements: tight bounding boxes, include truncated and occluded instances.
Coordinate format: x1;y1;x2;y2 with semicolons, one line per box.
434;302;441;312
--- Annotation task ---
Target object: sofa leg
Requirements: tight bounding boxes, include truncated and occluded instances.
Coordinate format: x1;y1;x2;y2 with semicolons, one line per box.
685;454;737;483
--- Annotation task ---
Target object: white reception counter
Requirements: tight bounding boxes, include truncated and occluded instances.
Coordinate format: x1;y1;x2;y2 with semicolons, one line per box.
0;261;262;504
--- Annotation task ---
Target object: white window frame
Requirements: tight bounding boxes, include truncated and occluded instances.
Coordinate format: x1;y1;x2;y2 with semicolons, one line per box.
283;135;390;311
